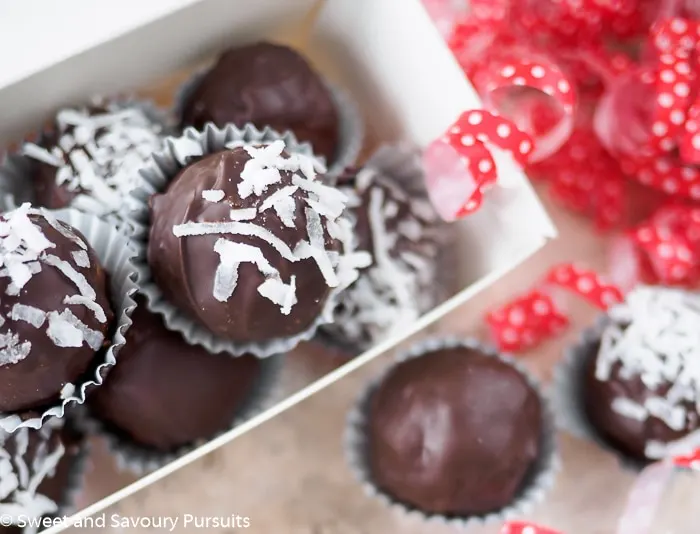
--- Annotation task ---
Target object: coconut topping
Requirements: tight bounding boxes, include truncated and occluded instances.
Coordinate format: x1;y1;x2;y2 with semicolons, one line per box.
0;204;107;365
172;141;370;316
22;101;165;217
330;167;439;345
600;286;700;438
0;419;66;530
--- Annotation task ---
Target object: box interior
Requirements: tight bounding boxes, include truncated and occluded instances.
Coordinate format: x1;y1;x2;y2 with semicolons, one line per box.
0;2;556;531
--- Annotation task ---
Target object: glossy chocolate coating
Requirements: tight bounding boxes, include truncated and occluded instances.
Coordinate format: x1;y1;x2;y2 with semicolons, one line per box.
0;215;113;412
148;147;339;342
368;347;541;515
90;296;263;450
180;42;339;162
583;340;700;461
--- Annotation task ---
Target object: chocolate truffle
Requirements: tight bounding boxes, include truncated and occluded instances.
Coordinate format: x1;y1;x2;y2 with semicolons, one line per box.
148;140;367;343
0;204;114;412
0;419;85;532
22;100;165;217
368;347;542;515
321;166;441;349
89;296;264;450
583;286;700;462
179;42;339;162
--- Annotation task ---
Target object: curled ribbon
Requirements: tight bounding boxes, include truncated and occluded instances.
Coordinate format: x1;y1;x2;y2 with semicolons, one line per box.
609;202;700;290
595;17;700;199
486;263;623;352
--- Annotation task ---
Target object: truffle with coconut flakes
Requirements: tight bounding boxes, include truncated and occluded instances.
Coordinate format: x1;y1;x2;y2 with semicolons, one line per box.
320;166;441;350
148;141;370;343
583;286;700;462
0;419;85;533
22;100;166;218
0;204;113;412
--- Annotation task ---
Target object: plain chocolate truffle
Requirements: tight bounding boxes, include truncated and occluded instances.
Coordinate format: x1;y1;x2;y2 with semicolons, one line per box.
368;347;542;515
148;141;363;343
321;166;441;349
89;296;264;450
583;286;700;462
22;101;165;218
179;42;339;162
0;205;113;412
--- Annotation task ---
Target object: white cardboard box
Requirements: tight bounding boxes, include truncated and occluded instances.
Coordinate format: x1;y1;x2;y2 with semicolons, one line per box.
0;0;555;530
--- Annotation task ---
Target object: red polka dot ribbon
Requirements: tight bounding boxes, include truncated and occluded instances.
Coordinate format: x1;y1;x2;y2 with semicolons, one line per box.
609;203;700;290
487;263;623;352
501;521;563;534
423;110;534;220
594;17;700;199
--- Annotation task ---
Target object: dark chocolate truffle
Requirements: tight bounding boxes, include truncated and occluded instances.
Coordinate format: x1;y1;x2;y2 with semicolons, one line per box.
368;346;541;515
0;205;113;413
321;166;440;349
148;141;367;343
21;100;165;217
179;42;339;162
583;286;700;461
0;419;85;531
89;296;264;450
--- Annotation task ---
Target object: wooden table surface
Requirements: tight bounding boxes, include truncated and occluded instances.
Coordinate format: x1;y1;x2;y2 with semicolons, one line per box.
62;187;700;534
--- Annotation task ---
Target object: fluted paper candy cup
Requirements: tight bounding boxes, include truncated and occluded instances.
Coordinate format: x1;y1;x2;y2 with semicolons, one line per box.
0;207;137;432
345;338;559;528
0;97;172;231
127;123;370;358
551;315;648;471
76;353;283;475
174;69;363;178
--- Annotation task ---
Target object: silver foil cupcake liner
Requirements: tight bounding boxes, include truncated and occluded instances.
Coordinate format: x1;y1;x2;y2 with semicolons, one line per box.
551;315;649;472
75;353;284;476
0;97;173;231
345;337;560;528
0;208;138;432
173;68;363;177
128;122;363;358
316;144;459;355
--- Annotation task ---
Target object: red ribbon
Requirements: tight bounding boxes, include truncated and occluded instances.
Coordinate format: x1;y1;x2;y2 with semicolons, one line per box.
609;202;700;288
501;521;563;534
487;263;623;352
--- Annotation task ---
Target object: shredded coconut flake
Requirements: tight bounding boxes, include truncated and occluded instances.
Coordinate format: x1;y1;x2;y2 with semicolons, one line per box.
258;276;297;315
10;305;46;329
46;311;84;348
229;208;257;221
71;250;90;268
212;239;276;302
63;295;107;323
202;190;225;203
